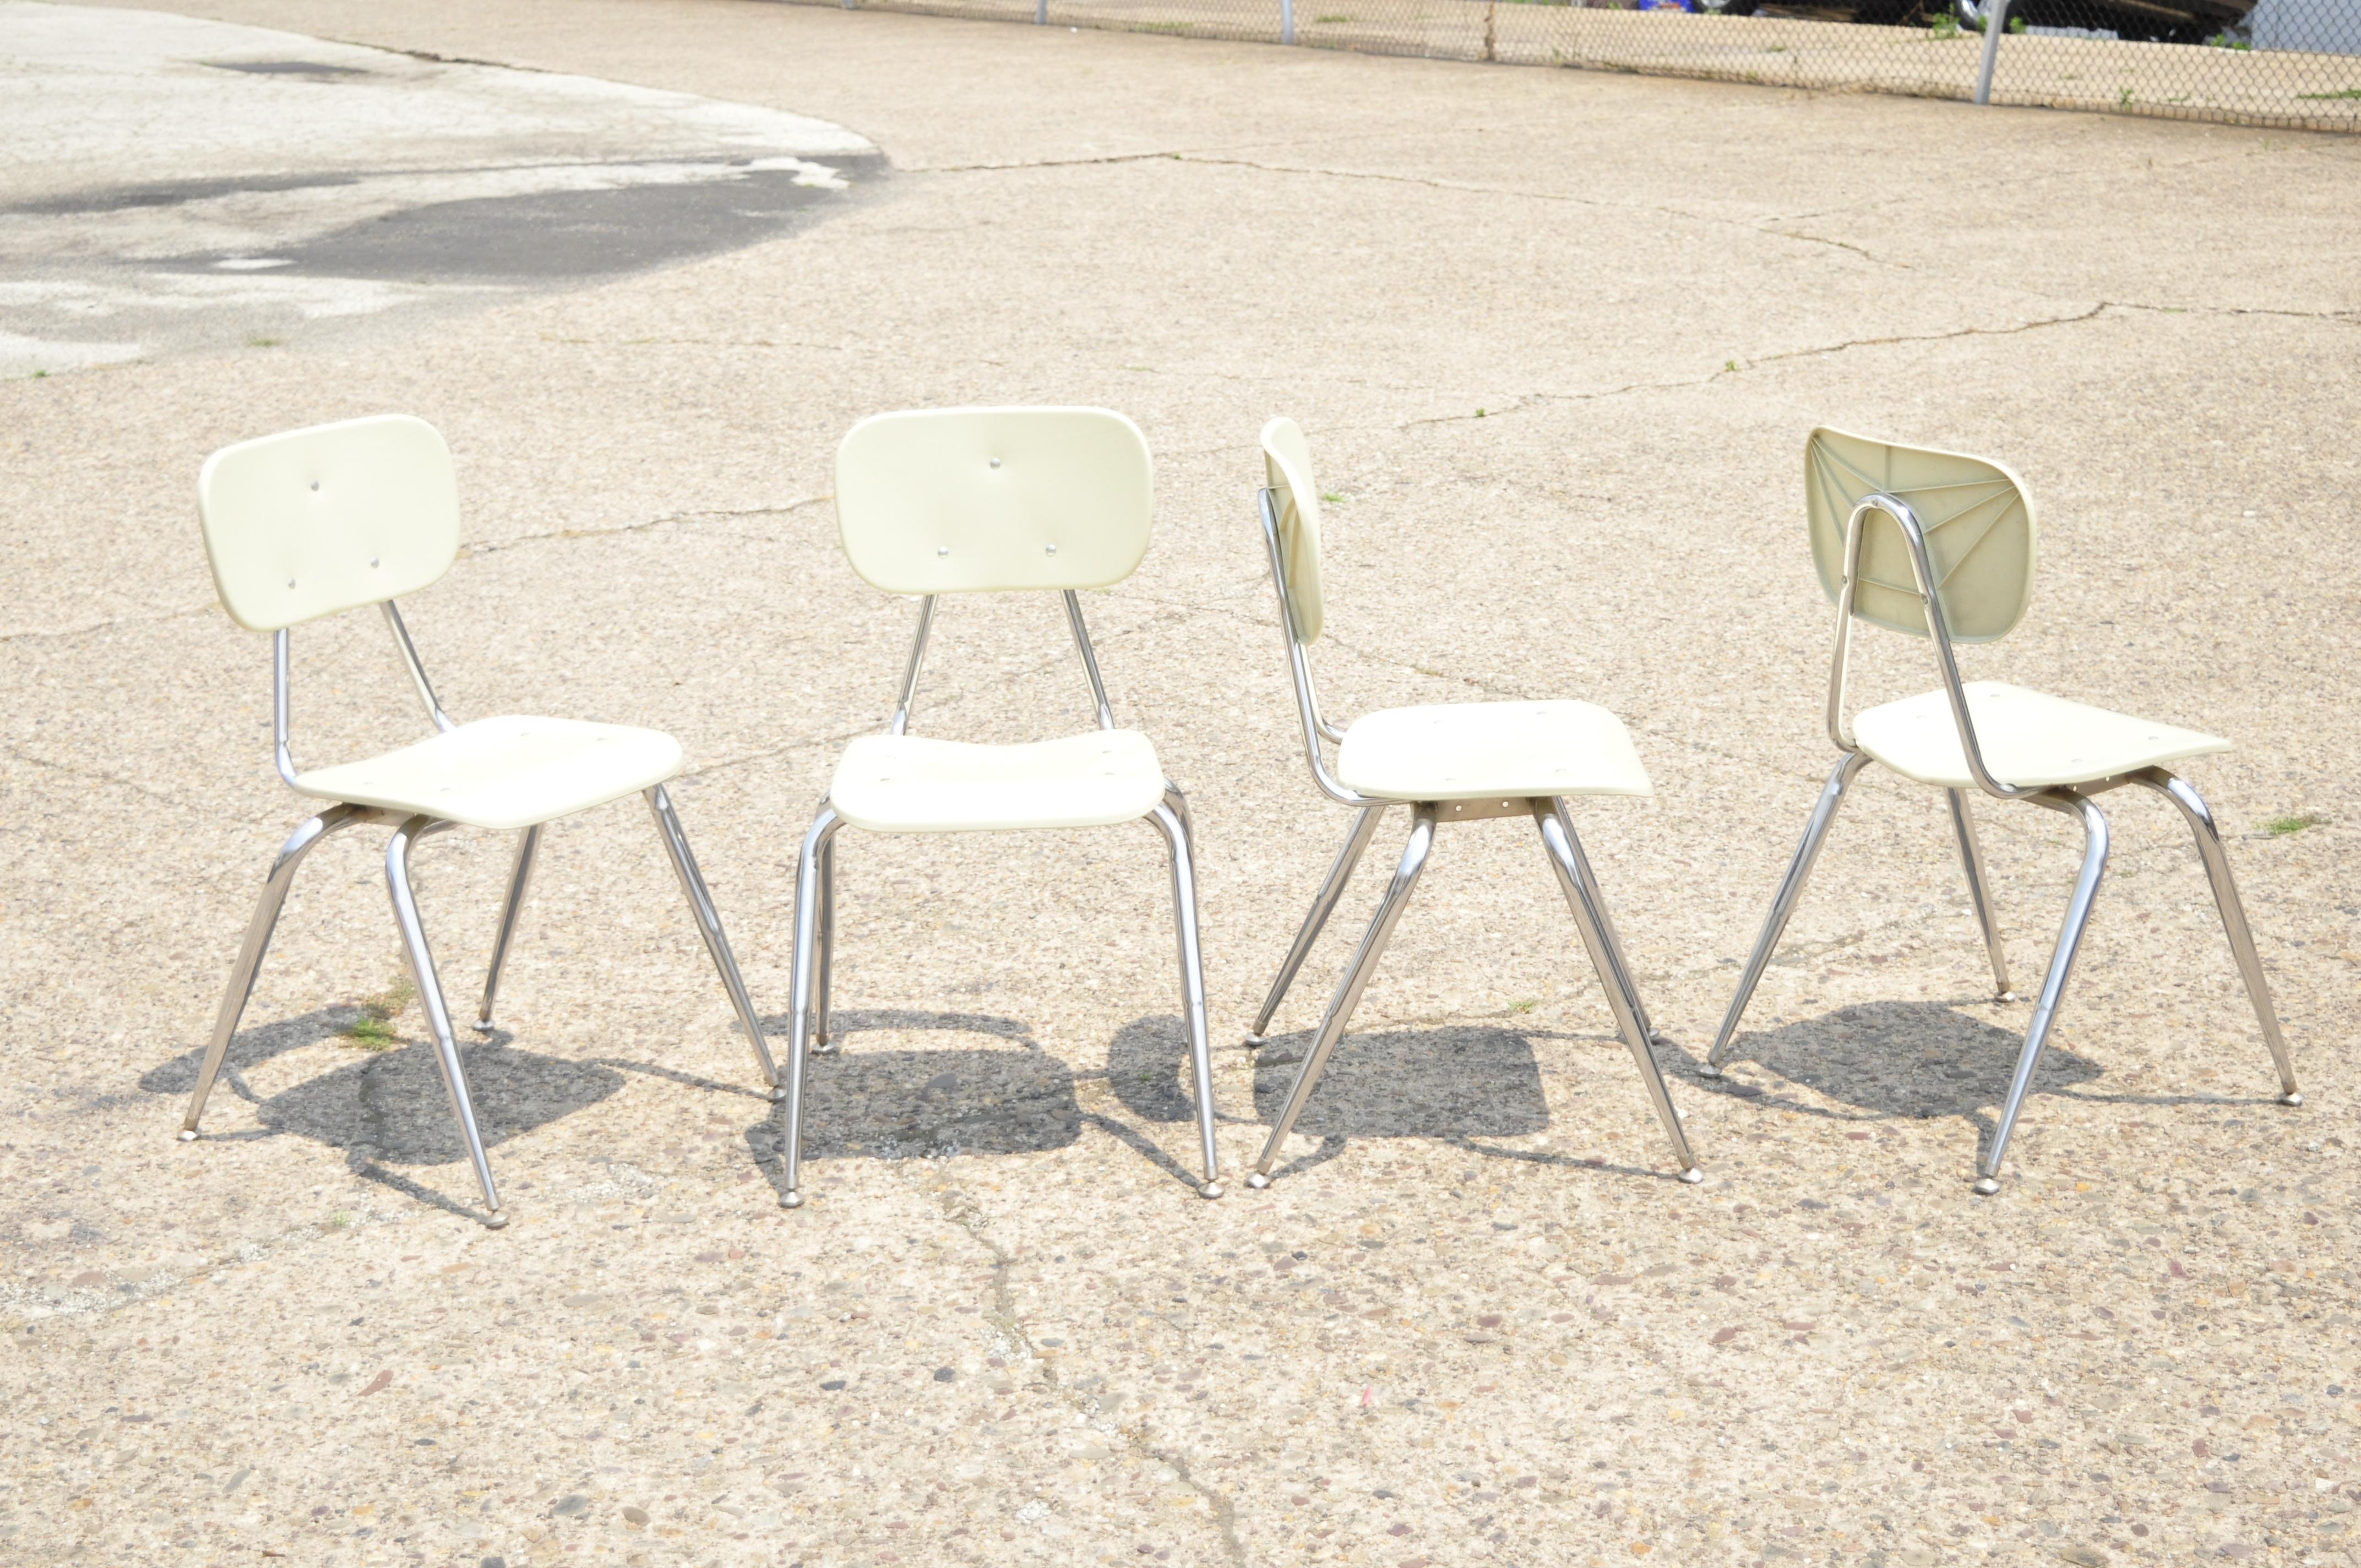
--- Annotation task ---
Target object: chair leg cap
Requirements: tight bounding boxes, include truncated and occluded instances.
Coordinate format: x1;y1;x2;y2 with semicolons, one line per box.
473;1018;495;1033
483;1209;511;1230
1244;1172;1271;1191
2281;1091;2304;1108
1696;1063;1722;1080
780;1190;804;1210
177;1129;199;1142
1996;990;2020;1003
1677;1167;1704;1185
1972;1177;2002;1196
1198;1181;1223;1201
767;1084;787;1103
1243;1033;1265;1048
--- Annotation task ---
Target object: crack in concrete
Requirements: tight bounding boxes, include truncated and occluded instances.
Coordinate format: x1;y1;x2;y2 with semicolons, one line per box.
460;497;830;557
938;1182;1247;1566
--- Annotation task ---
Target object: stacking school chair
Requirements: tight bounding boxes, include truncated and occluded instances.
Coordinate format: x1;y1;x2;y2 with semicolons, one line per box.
181;415;777;1228
1704;428;2300;1194
1241;418;1700;1190
776;407;1219;1208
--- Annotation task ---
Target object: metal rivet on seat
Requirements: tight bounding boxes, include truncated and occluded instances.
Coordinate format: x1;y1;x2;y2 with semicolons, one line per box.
286;578;296;588
1045;543;1057;554
988;457;1001;468
938;546;950;556
369;557;379;568
309;481;319;492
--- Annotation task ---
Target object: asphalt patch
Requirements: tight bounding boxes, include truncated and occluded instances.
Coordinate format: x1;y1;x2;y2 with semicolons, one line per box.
211;156;889;284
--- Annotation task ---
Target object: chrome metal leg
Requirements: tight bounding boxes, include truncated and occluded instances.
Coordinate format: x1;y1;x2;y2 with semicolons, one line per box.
812;834;837;1054
1247;805;1437;1188
475;824;542;1030
2136;769;2299;1104
1547;799;1663;1046
1150;787;1222;1199
385;815;505;1227
181;805;367;1139
1248;805;1387;1042
780;801;845;1209
1977;790;2109;1195
1704;751;1873;1075
1947;789;2014;999
644;784;779;1093
1535;802;1700;1181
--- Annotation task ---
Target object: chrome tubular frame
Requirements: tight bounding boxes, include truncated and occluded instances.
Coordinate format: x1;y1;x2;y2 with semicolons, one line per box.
1244;487;1697;1190
1536;800;1698;1180
476;824;542;1030
2135;767;2299;1104
191;599;784;1228
1248;804;1437;1186
1977;788;2108;1193
1149;785;1223;1196
780;581;1226;1207
1248;804;1389;1041
1716;492;2298;1192
1063;590;1118;731
382;600;456;733
779;802;846;1208
1947;788;2014;998
888;595;937;736
181;802;378;1139
645;783;780;1092
385;813;506;1225
1703;752;1873;1075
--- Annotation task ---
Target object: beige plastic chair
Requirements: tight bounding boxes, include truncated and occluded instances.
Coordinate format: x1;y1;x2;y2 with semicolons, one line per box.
1242;418;1700;1190
180;415;776;1228
1705;427;2300;1193
776;407;1219;1207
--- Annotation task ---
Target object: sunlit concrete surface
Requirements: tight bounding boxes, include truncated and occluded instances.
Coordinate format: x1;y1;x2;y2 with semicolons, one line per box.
2;1;2359;1565
0;1;876;374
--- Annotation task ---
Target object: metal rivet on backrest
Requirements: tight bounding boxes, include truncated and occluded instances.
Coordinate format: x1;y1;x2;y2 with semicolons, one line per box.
310;481;319;491
1045;543;1057;555
988;457;1001;469
938;546;950;556
370;557;380;568
286;578;296;588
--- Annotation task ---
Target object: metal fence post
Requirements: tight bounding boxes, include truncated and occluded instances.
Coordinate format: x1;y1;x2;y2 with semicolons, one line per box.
1036;0;1047;21
1973;0;2011;105
1281;0;1295;45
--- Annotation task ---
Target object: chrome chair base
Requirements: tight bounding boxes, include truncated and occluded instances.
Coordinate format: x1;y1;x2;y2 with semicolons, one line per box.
182;785;777;1228
1245;797;1700;1189
777;785;1223;1210
1709;763;2298;1194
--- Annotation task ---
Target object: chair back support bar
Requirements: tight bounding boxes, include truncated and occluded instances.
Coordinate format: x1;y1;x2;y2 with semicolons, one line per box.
1805;427;2036;644
199;413;461;632
835;407;1152;595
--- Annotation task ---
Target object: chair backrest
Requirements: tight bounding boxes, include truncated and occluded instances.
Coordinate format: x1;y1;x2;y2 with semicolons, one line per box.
1805;426;2037;644
199;414;461;633
835;407;1152;594
1258;416;1326;644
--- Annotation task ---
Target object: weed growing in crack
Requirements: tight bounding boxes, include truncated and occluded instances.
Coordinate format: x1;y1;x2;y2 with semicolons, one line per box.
341;976;415;1050
2265;813;2325;836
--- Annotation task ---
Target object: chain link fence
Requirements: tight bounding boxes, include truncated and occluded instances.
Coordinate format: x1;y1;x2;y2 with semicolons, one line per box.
789;0;2361;132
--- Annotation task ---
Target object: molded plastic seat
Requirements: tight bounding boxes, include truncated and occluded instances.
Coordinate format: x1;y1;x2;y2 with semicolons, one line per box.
293;716;684;832
1852;682;2228;791
829;729;1167;833
1335;700;1651;802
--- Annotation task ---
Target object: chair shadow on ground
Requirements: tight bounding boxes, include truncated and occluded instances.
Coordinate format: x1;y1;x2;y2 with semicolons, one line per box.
1241;1023;1555;1184
139;1008;627;1219
1673;998;2102;1169
741;1009;1081;1199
